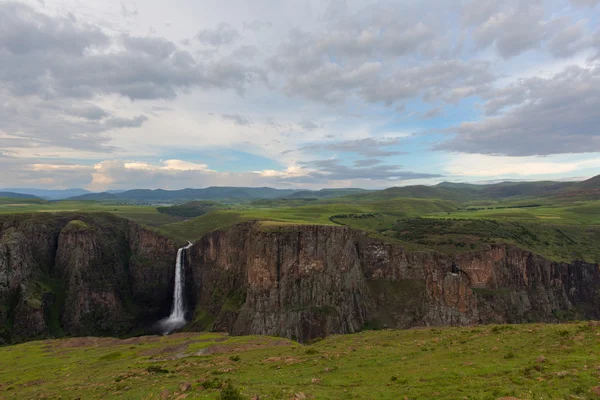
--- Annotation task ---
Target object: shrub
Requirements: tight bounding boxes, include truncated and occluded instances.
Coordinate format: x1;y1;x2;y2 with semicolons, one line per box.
146;365;169;374
219;381;244;400
229;355;241;362
200;377;223;389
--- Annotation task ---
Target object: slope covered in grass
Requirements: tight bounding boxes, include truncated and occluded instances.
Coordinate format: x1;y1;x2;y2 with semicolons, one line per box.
1;322;599;399
158;198;460;241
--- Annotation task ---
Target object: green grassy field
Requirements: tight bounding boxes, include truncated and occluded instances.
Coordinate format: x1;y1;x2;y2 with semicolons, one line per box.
159;198;460;241
4;195;600;263
1;322;599;399
429;200;600;225
0;200;184;227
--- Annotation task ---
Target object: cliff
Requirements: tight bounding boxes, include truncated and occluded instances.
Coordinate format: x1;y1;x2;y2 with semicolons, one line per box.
188;222;600;342
0;213;178;344
3;215;599;345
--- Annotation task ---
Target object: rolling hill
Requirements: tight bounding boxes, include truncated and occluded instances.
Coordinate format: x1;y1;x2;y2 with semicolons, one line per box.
0;192;41;200
68;187;298;202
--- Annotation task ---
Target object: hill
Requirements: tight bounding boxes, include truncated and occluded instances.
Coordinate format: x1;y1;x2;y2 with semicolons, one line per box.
1;322;599;399
1;188;91;200
156;201;221;218
69;187;298;202
0;192;40;199
342;178;586;202
281;188;370;199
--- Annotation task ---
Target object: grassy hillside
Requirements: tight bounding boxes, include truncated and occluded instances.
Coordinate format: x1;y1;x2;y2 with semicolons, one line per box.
0;197;47;205
1;322;599;399
158;198;460;241
334;216;600;263
157;201;222;218
0;200;184;227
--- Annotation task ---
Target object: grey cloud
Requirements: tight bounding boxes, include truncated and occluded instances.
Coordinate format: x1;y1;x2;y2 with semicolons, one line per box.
64;104;109;120
437;65;600;156
360;60;494;105
354;158;383;167
222;113;251;126
463;1;595;59
120;1;138;18
196;22;240;47
0;3;263;101
121;35;176;58
472;4;547;58
104;115;148;129
0;2;108;57
0;2;264;152
290;159;440;183
569;0;600;6
299;119;319;131
0;92;124;152
303;137;405;157
0;154;93;188
232;45;258;60
243;20;272;32
420;106;444;120
547;18;591;58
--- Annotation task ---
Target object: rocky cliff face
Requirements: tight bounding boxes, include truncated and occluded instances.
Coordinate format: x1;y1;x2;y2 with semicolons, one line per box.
0;213;178;344
3;215;599;345
188;223;600;342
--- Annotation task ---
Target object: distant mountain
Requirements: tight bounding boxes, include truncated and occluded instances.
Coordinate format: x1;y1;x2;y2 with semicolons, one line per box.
68;187;299;202
0;192;41;199
341;178;589;202
281;188;370;199
1;188;91;200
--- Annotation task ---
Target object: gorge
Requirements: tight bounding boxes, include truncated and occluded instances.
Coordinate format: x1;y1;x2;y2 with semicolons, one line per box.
1;214;599;345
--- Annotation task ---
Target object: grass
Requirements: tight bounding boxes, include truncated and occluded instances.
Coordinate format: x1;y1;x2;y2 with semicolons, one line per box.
0;200;184;227
333;216;600;263
158;198;460;241
1;322;599;399
429;200;600;225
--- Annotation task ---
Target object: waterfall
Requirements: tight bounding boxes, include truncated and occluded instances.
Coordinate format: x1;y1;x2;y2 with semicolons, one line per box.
160;241;193;334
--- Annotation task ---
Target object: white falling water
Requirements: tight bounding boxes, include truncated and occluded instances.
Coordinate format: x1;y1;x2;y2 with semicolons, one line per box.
160;241;193;334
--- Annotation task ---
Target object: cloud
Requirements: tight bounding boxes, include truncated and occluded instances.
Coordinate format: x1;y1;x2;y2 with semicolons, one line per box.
420;106;444;120
437;65;600;156
569;0;600;6
354;158;383;167
303;137;405;157
290;159;441;183
298;119;319;131
445;153;600;177
0;2;264;154
221;113;251;126
546;18;591;57
104;115;148;129
196;22;241;47
470;3;548;58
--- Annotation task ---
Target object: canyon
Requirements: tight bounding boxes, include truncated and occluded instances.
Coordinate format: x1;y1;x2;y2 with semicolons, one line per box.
1;214;599;344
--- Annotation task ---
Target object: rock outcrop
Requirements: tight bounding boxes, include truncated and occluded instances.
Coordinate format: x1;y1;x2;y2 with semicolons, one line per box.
0;213;178;344
2;215;599;345
188;223;600;342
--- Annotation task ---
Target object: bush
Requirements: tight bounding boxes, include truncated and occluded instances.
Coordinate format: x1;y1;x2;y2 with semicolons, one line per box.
200;377;223;389
220;381;244;400
229;355;241;362
146;365;169;374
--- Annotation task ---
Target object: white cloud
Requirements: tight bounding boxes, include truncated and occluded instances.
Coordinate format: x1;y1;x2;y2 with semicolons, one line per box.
445;154;600;177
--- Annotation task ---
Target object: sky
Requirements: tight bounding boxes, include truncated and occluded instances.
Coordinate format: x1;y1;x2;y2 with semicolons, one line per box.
1;0;600;191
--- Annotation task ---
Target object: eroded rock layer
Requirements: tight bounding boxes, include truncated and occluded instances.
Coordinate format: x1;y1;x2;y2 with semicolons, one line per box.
188;223;600;342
